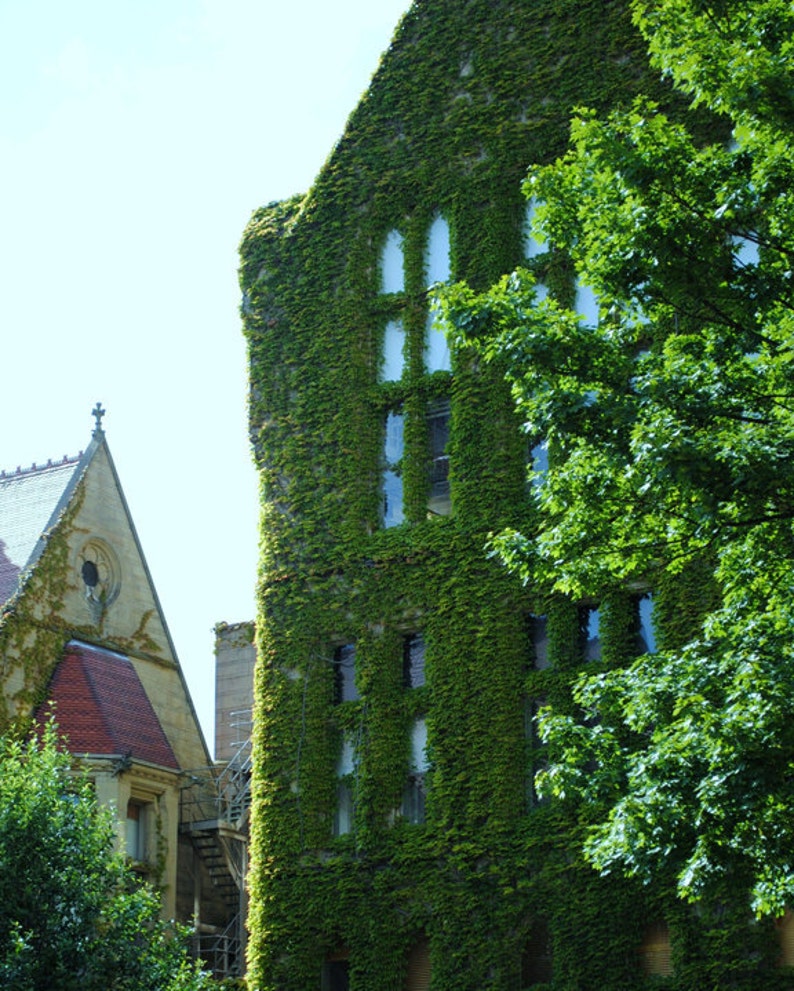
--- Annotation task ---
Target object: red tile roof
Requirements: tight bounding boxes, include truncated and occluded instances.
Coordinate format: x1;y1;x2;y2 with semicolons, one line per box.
38;641;179;770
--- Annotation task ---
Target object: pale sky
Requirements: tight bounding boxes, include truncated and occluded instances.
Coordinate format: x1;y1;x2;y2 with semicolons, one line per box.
0;0;411;751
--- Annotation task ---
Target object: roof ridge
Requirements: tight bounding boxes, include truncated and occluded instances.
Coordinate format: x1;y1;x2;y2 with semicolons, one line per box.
0;453;83;481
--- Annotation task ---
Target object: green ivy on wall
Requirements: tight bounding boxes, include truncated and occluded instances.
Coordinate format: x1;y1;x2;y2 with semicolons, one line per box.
239;1;790;989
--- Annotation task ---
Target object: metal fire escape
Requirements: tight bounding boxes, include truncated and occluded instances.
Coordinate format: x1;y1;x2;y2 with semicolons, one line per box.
180;712;252;979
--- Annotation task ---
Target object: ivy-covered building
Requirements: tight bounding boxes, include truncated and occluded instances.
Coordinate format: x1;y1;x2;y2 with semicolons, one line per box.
240;2;794;988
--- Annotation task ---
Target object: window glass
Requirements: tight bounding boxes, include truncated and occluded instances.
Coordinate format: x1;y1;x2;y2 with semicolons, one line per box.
401;719;428;824
334;644;358;703
425;305;451;373
580;606;601;662
521;919;553;986
403;633;426;688
404;938;431;991
380;229;404;294
126;800;147;861
639;922;673;977
323;956;350;991
732;233;759;267
383;411;404;527
637;593;657;654
333;737;356;836
381;319;405;381
530;439;548;488
574;278;599;326
529;614;549;670
427;401;451;516
524;197;549;259
425;215;451;286
411;718;429;772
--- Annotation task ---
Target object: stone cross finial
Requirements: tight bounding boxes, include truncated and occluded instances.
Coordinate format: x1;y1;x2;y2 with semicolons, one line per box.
92;402;106;436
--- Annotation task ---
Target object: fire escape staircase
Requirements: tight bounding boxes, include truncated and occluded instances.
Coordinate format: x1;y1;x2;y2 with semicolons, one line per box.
180;736;251;976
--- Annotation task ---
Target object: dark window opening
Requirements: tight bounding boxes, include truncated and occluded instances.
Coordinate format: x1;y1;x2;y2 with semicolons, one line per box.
427;401;450;516
528;614;549;670
323;953;350;991
81;560;99;587
403;633;426;689
521;919;553;986
402;774;426;824
333;644;358;703
579;605;601;662
635;593;657;654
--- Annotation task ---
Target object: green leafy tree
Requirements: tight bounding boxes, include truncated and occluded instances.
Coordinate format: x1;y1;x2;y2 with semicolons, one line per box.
441;0;794;916
0;722;213;990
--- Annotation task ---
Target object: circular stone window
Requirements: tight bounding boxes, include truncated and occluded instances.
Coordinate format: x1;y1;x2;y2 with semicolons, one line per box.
77;538;121;609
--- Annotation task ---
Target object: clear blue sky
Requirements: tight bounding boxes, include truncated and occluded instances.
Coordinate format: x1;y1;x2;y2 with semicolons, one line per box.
0;0;411;749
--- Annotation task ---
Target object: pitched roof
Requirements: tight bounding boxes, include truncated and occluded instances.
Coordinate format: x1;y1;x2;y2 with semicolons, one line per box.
0;454;84;605
38;641;179;770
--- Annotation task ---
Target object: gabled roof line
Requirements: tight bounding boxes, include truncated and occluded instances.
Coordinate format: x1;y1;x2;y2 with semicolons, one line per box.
0;453;82;480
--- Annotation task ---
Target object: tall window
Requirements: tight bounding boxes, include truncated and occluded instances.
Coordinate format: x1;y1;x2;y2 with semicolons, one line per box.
126;800;147;862
575;278;599;326
639;922;673;977
377;215;454;527
521;919;553;986
636;593;657;654
380;229;405;294
333;737;356;836
580;606;601;662
403;633;426;689
529;614;549;670
402;718;428;824
427;401;450;516
383;410;405;528
404;937;431;991
334;644;358;703
381;319;406;382
322;951;350;991
524;197;549;303
425;215;451;372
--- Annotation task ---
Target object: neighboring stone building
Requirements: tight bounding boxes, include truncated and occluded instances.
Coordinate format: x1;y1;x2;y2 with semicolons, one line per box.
0;408;246;978
214;620;255;764
239;2;794;990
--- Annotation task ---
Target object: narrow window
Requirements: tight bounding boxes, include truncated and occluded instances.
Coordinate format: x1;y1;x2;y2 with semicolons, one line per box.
383;410;404;528
322;951;350;991
425;214;451;286
333;737;356;836
524;197;549;259
126;800;148;862
381;319;406;382
636;593;657;654
639;921;673;977
402;718;428;824
425;304;451;373
732;232;759;268
521;919;553;986
404;937;431;991
574;278;599;326
333;644;358;703
529;439;548;488
526;697;548;808
381;229;404;294
403;633;426;689
427;401;451;516
579;606;601;662
529;614;549;670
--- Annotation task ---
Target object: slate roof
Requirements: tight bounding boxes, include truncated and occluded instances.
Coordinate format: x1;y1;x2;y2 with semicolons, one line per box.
0;455;84;605
38;641;179;770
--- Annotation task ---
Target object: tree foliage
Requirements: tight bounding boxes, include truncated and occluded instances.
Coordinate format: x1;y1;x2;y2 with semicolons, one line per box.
441;0;794;916
0;723;212;990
